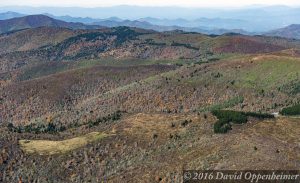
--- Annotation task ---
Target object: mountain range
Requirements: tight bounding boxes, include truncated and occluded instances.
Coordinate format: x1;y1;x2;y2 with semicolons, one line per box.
1;5;300;31
0;13;300;39
0;13;255;35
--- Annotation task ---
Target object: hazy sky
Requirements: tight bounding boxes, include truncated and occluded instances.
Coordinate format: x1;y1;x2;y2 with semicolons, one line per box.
1;0;300;7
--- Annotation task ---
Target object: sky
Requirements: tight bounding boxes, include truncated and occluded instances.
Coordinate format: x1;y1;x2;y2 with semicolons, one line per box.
1;0;300;7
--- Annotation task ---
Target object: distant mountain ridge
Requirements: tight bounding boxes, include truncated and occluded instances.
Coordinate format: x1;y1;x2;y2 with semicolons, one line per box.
266;24;300;39
0;15;103;34
0;11;25;20
1;5;300;31
138;17;249;30
44;13;123;24
92;18;253;35
0;13;253;35
2;12;300;39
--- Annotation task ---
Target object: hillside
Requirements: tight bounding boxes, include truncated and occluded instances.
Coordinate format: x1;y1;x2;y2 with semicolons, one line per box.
1;52;300;182
266;24;300;39
2;53;300;125
1;26;300;74
1;111;299;182
0;15;102;34
0;27;93;54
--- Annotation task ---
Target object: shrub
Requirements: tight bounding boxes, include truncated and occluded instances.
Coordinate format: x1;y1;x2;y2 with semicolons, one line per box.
214;120;232;133
7;123;14;130
145;39;167;46
8;110;124;133
181;119;192;127
208;58;220;62
280;104;300;116
8;122;65;134
244;112;274;119
212;110;247;124
88;110;123;128
171;42;198;50
212;110;274;134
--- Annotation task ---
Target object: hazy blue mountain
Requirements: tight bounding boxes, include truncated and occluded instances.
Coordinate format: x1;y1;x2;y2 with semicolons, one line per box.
0;6;300;33
0;5;299;32
44;14;99;24
50;14;253;34
45;14;123;24
265;24;300;39
0;15;103;34
92;19;253;35
1;5;300;32
138;17;249;30
138;17;195;27
193;18;248;29
0;11;25;20
0;11;250;31
0;11;123;24
0;11;255;35
0;12;253;35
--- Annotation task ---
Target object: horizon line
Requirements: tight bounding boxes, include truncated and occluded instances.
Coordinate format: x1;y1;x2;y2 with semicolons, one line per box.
0;4;299;9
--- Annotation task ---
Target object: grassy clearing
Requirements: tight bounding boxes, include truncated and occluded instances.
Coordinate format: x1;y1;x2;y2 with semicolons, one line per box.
19;132;109;155
237;56;300;89
199;96;244;112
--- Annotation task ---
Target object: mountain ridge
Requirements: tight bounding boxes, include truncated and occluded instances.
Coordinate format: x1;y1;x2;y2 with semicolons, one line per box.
266;24;300;39
1;5;300;31
0;14;103;34
0;13;255;35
